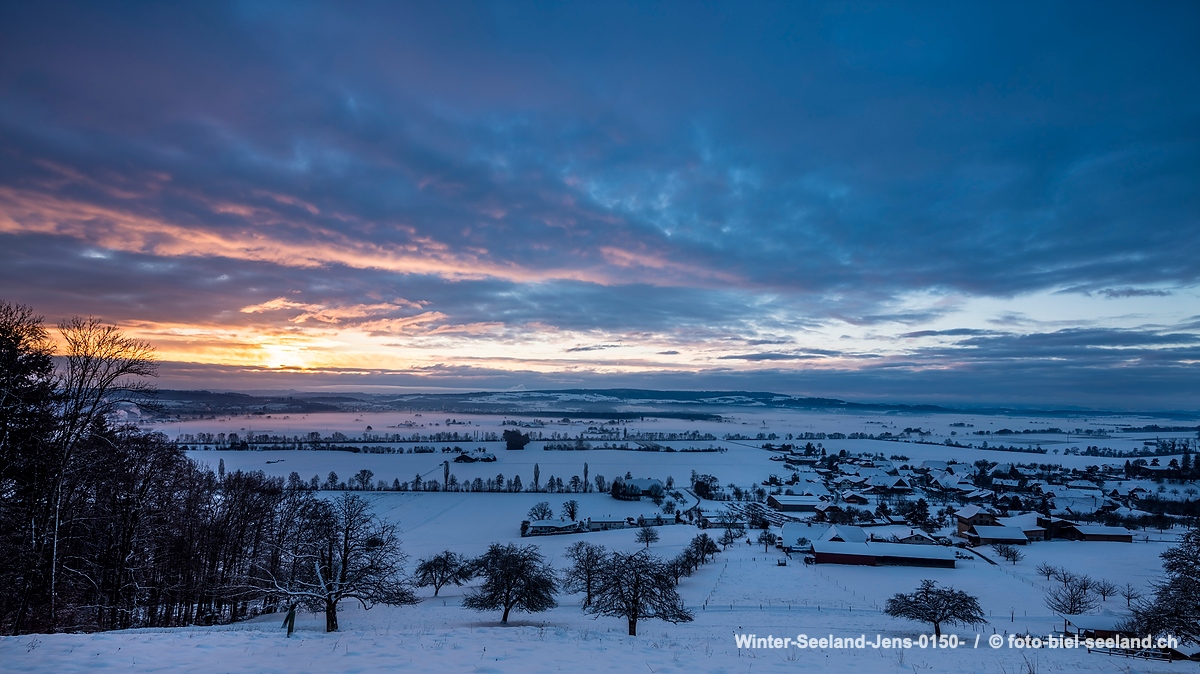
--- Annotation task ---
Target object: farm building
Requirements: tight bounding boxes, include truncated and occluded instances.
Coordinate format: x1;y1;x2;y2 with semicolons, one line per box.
522;520;587;537
967;525;1029;546
1064;525;1134;542
810;541;956;568
767;494;824;512
1060;614;1130;639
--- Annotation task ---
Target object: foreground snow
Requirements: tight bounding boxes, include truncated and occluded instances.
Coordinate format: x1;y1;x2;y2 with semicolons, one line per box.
3;533;1185;673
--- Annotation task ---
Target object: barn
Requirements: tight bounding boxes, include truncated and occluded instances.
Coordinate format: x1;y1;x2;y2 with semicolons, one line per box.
767;495;824;512
810;541;956;568
1065;525;1134;543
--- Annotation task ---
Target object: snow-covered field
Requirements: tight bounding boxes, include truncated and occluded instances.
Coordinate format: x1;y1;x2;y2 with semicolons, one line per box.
4;407;1196;673
3;531;1183;673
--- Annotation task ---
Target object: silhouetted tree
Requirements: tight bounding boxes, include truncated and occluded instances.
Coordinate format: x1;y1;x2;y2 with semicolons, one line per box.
587;551;693;636
463;543;557;623
562;541;606;607
415;550;475;597
885;580;986;637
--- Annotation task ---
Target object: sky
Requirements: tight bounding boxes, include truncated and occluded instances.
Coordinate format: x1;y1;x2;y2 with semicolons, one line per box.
0;1;1197;410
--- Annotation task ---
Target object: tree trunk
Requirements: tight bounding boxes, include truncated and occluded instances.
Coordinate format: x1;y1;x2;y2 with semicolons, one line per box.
502;604;511;623
325;599;339;632
933;621;940;638
628;617;637;636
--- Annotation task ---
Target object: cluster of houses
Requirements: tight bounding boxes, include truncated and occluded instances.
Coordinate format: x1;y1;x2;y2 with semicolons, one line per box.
956;506;1134;545
754;455;1146;568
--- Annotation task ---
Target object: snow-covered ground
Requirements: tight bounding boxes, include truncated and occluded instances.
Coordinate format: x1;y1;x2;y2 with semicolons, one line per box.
3;531;1184;673
4;408;1196;672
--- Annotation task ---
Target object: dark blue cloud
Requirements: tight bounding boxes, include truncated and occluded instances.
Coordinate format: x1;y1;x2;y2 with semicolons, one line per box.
0;1;1197;408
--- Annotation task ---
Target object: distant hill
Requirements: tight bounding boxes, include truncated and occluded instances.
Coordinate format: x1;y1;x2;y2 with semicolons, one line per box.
148;388;1198;421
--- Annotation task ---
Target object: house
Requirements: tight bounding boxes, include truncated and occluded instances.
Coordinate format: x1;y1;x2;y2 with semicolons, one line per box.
995;513;1046;541
866;475;913;493
1037;516;1080;541
893;530;937;545
841;491;870;505
967;525;1029;546
586;518;629;531
767;494;824;512
954;505;997;534
819;525;868;543
810;541;956;568
780;522;825;552
812;502;843;521
636;513;675;527
963;489;995;501
626;477;664;494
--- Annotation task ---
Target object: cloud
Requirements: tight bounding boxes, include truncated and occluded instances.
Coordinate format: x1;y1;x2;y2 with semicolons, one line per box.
1;2;1198;408
900;328;999;338
716;353;822;361
564;344;623;352
1096;287;1173;299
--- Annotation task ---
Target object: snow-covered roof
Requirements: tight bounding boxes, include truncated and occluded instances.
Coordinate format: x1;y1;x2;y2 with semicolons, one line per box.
970;526;1028;541
781;522;825;547
626;478;663;492
996;513;1043;531
770;494;824;505
1072;525;1132;537
820;525;868;543
811;540;956;561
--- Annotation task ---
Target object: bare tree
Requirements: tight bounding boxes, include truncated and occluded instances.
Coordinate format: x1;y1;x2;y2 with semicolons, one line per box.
48;317;157;624
415;550;474;597
464;543;557;623
353;468;374;491
719;527;740;550
587;550;693;636
635;525;660;548
561;499;580;521
757;530;777;552
885;580;987;637
1120;582;1142;608
689;533;719;563
262;493;416;631
561;541;606;607
992;544;1023;565
1035;562;1058;580
1092;579;1118;601
528;501;553;521
1044;571;1098;616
